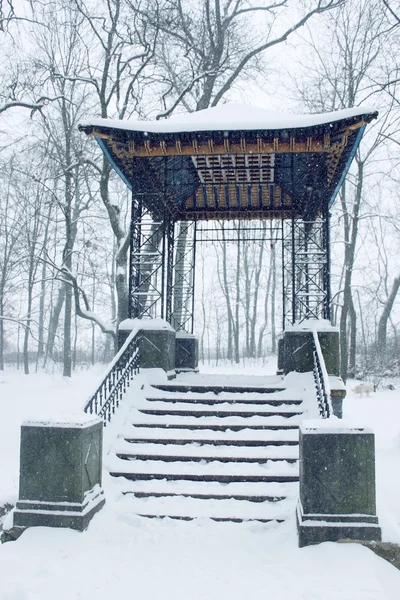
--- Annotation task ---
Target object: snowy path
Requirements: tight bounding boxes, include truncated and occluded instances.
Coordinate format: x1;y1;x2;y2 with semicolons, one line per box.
0;512;399;600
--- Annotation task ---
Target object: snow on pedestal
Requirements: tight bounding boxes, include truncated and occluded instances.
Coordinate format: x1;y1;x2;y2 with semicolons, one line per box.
297;420;381;547
9;415;105;537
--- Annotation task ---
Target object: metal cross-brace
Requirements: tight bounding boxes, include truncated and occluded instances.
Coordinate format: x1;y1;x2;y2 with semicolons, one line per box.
129;195;166;320
282;214;330;327
167;221;196;333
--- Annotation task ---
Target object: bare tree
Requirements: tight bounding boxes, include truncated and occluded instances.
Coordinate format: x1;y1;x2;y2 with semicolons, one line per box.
0;158;24;370
292;0;399;380
131;0;345;116
63;0;160;330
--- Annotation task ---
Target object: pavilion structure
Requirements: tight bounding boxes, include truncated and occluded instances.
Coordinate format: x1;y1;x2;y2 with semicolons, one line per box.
79;103;377;340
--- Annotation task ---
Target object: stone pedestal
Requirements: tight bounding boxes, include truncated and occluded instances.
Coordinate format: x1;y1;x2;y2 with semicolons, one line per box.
12;415;105;533
330;388;346;419
175;332;199;373
297;421;381;547
277;337;284;375
283;324;340;376
283;321;344;417
119;319;176;377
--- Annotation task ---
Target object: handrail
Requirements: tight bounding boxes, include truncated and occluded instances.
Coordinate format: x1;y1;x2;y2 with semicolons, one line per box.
84;328;141;425
312;330;333;419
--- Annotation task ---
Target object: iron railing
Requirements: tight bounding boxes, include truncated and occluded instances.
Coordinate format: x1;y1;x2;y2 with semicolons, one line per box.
84;329;141;424
312;330;333;419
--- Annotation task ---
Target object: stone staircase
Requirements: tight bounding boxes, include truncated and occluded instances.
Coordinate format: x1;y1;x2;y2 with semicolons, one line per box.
108;375;309;523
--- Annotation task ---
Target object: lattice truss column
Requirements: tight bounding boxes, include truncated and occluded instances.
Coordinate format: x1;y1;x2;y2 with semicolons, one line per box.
282;215;330;326
167;221;196;333
129;196;166;320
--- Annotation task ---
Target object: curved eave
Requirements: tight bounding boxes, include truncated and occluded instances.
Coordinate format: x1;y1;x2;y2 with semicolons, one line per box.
328;124;366;207
96;138;132;191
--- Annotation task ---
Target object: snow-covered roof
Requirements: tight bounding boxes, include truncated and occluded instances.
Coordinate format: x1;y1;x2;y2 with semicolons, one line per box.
80;103;378;135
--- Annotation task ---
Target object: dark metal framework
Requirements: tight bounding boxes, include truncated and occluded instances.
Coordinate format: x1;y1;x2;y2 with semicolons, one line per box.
282;215;330;326
129;199;166;320
129;207;332;332
129;204;197;332
195;219;282;243
169;221;196;332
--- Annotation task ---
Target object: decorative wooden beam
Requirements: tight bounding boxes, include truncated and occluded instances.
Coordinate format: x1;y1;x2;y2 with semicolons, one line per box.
327;131;349;186
178;209;297;221
101;136;328;158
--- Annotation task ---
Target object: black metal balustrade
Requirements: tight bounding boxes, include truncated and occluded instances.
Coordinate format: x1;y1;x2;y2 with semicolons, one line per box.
84;330;141;424
312;330;333;419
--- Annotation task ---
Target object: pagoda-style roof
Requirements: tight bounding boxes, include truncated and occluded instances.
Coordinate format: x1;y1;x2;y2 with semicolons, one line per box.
79;103;377;221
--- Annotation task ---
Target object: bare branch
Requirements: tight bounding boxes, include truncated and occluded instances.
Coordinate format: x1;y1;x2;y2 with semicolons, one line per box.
156;68;218;119
213;0;345;105
383;0;400;23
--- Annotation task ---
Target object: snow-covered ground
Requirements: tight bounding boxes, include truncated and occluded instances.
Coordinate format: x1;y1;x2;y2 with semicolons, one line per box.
0;361;400;599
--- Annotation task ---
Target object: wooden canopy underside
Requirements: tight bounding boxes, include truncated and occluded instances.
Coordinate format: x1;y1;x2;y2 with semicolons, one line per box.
79;110;377;221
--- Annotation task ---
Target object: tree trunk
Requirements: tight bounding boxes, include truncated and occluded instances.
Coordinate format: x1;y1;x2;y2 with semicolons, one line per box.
249;233;265;358
243;241;251;357
348;296;357;378
0;287;4;371
234;235;241;363
377;275;400;363
271;244;277;354
63;266;73;377
37;213;51;367
36;252;47;369
339;162;364;381
45;286;65;365
172;222;189;330
218;228;234;360
257;246;274;357
23;254;35;375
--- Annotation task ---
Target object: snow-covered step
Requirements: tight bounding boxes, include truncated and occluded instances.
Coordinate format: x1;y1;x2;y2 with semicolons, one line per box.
128;422;300;431
121;424;299;442
119;479;299;501
151;384;286;394
109;457;299;481
110;457;299;475
116;494;295;522
159;374;284;387
131;408;304;423
145;395;303;406
145;387;302;401
139;406;303;418
122;428;299;445
123;437;298;447
114;441;299;461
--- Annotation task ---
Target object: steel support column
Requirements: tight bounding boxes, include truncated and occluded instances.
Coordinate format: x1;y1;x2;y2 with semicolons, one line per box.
129;194;166;320
282;214;330;327
165;217;175;323
168;221;196;333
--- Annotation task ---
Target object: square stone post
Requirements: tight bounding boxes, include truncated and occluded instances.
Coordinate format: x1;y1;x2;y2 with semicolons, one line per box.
283;320;345;417
119;318;176;378
175;332;199;373
297;420;381;547
283;321;340;376
11;414;105;534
